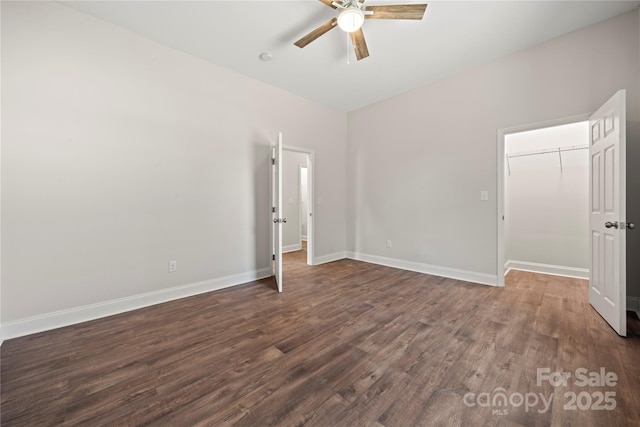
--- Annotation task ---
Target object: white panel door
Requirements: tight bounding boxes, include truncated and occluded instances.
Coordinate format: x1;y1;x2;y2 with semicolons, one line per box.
272;132;284;293
589;90;626;336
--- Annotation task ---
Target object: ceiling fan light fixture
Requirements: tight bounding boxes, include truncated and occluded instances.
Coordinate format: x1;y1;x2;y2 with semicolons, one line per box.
337;8;364;32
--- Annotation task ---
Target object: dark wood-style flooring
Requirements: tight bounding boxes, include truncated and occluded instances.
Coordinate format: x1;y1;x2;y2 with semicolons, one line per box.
2;246;640;426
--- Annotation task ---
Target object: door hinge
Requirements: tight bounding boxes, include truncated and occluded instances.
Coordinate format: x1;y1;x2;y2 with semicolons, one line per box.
271;157;275;165
272;254;276;261
272;207;276;213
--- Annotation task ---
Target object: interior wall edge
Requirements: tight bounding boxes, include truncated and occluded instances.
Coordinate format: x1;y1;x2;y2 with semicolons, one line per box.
313;252;348;265
1;266;272;341
347;252;498;287
504;259;589;280
628;296;640;317
282;244;303;253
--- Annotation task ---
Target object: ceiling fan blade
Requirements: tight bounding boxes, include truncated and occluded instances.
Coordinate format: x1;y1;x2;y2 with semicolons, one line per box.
319;0;338;8
294;18;338;48
365;4;428;20
350;28;369;61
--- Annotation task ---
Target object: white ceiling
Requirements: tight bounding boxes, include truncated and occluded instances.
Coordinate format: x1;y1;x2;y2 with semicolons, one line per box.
61;0;640;111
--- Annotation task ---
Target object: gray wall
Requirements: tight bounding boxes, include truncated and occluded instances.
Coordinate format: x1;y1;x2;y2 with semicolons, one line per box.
347;10;639;283
1;2;348;329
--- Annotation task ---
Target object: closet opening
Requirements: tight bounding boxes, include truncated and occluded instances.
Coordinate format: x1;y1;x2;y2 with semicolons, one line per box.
497;117;590;286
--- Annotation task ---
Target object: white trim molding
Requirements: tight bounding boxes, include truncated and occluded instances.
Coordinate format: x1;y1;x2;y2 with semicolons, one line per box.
1;267;272;341
504;260;589;279
348;252;497;286
282;243;302;253
314;251;347;265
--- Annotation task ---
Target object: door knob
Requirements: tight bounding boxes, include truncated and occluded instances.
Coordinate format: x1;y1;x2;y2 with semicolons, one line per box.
605;221;619;229
282;218;287;223
628;222;636;230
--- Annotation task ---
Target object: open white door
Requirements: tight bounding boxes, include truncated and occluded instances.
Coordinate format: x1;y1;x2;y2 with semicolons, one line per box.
272;132;284;293
589;90;626;336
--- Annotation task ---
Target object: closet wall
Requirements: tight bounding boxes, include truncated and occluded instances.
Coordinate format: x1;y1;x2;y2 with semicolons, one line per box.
504;122;590;276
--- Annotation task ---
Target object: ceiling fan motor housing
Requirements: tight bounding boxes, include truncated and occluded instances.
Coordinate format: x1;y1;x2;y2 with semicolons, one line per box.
338;7;365;32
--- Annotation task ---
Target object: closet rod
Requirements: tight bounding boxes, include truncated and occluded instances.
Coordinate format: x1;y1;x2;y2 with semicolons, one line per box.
506;144;588;175
506;144;588;159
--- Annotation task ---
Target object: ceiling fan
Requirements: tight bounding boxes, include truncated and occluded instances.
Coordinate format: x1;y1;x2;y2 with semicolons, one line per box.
294;0;428;61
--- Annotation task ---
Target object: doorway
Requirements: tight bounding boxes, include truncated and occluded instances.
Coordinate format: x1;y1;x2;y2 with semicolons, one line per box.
272;143;314;285
504;120;590;279
497;114;590;286
300;165;309;245
280;147;313;267
271;133;315;292
497;92;628;336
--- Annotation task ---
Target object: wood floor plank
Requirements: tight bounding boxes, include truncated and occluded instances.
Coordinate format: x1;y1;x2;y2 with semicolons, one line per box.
303;393;351;427
586;342;640;427
331;367;413;427
377;376;439;427
2;253;639;426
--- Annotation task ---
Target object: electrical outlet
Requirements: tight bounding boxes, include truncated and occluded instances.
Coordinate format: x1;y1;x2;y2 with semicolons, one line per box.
480;190;489;201
169;260;177;273
387;240;393;248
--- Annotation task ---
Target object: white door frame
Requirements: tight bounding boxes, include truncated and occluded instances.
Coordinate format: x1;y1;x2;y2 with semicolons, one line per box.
272;133;284;292
496;113;590;286
283;145;315;266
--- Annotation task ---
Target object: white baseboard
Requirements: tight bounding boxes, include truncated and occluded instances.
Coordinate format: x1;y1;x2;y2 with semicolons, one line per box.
1;267;272;341
283;243;302;253
314;251;347;265
347;252;497;286
628;296;640;318
504;260;589;279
